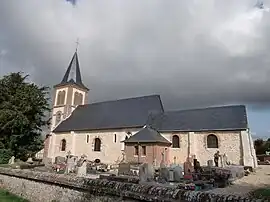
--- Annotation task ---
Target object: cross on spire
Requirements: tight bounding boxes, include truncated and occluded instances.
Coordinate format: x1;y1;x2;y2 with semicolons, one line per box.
75;38;79;52
54;44;89;91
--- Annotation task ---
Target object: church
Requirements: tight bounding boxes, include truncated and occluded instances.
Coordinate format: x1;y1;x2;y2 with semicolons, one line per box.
44;51;257;168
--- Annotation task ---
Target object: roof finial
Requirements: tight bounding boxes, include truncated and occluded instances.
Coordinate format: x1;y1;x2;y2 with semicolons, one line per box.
75;38;79;52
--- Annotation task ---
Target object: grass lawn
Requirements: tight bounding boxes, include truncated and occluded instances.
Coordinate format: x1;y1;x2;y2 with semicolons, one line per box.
0;189;28;202
251;187;270;200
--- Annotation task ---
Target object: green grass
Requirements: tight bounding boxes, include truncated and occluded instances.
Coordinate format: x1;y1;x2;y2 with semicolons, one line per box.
0;189;29;202
250;187;270;200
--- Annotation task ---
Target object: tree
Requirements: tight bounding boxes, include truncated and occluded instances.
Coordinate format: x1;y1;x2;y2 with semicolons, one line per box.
0;72;50;162
254;138;270;155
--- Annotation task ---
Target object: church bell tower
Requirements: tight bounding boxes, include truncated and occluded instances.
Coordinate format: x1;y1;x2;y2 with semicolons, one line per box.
50;50;89;131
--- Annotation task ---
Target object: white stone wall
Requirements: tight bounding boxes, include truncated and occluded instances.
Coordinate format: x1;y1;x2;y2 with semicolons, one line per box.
161;132;189;164
193;131;242;166
48;129;257;168
48;132;73;160
160;130;256;167
50;129;138;164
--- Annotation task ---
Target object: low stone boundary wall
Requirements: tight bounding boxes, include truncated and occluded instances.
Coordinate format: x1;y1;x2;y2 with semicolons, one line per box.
0;167;266;202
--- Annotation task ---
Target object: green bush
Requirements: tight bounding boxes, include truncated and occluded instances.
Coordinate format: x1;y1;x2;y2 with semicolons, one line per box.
251;187;270;200
0;189;29;201
0;149;13;164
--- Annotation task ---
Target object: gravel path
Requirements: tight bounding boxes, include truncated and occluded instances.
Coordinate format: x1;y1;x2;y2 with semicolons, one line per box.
206;165;270;197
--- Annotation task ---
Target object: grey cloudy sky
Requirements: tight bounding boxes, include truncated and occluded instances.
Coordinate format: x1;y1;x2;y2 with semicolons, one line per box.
0;0;270;117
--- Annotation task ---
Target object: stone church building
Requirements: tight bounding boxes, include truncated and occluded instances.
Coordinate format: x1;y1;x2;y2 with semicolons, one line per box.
44;51;257;168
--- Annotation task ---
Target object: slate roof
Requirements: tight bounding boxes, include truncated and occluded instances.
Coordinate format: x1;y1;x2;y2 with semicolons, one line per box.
148;105;248;132
54;51;88;90
123;126;171;144
53;95;164;132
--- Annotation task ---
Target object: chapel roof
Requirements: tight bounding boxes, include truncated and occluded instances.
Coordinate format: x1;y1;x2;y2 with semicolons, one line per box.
123;126;171;144
54;97;248;133
54;51;88;90
53;94;164;132
148;105;248;132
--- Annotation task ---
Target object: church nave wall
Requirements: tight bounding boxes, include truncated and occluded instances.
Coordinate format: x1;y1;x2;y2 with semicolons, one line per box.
72;129;139;164
161;132;189;164
51;133;73;158
194;131;242;166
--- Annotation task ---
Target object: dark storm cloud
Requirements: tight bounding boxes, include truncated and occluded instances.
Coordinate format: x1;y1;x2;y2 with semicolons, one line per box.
0;0;270;110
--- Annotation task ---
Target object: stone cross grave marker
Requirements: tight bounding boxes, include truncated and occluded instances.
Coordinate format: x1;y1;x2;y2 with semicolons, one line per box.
8;156;15;165
77;160;87;177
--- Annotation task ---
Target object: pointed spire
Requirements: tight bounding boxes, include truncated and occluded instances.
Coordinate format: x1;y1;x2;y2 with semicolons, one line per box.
54;51;88;90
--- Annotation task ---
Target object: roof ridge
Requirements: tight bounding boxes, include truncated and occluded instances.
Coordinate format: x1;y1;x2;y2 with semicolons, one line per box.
165;104;245;114
86;94;161;106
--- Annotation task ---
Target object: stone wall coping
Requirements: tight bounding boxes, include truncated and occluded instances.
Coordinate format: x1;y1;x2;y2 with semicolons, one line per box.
0;167;266;202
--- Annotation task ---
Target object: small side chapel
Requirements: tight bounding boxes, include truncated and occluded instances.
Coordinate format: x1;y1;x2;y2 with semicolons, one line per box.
44;50;258;168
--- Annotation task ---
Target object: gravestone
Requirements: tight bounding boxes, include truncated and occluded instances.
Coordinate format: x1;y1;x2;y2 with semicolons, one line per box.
66;156;76;174
77;160;87;177
159;166;169;182
184;161;193;175
220;155;224;168
168;169;174;181
55;156;66;164
26;157;33;164
139;163;154;182
226;165;245;180
207;160;214;167
118;162;130;175
120;152;126;163
172;165;183;182
223;154;230;165
8;156;15;165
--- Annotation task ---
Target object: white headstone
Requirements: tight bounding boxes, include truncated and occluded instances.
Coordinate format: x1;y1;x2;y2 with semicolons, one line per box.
77;161;87;177
26;157;33;164
8;156;15;165
220;155;224;168
66;157;76;174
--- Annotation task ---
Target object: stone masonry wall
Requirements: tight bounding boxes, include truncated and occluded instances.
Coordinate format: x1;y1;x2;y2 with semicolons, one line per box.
0;167;267;202
124;143;170;165
49;129;139;165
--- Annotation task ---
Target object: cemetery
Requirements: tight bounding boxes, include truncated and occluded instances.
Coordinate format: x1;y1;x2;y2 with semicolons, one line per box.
47;150;252;192
0;149;266;202
3;152;258;191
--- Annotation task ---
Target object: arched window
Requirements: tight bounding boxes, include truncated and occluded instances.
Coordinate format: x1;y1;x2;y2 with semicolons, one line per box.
86;135;89;143
74;92;83;105
78;93;83;104
94;138;101;151
55;111;61;126
61;91;66;104
114;134;117;143
60;139;66;151
56;92;61;105
207;134;218;148
56;91;66;105
172;135;180;148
